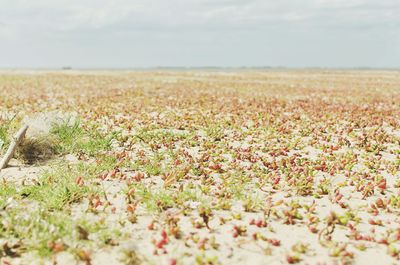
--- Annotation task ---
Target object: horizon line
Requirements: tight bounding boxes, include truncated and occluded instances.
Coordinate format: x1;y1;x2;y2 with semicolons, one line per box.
0;66;399;71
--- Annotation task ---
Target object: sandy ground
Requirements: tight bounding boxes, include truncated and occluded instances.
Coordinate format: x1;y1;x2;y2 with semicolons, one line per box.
2;138;400;265
1;70;400;265
1;151;399;265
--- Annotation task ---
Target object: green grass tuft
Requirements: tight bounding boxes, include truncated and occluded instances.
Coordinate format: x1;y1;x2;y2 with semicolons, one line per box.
51;120;117;156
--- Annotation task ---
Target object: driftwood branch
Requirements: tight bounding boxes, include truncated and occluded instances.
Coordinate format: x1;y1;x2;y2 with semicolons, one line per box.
0;125;29;170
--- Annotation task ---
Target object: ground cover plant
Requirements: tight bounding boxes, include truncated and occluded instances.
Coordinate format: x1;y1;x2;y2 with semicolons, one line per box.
0;70;400;264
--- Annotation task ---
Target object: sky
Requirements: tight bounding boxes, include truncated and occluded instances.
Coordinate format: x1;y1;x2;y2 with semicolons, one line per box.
0;0;399;68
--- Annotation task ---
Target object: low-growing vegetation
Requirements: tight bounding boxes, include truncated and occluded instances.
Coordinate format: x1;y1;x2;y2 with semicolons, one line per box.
0;70;400;264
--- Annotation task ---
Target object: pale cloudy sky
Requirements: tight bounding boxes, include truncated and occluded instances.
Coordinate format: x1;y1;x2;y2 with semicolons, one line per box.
0;0;399;68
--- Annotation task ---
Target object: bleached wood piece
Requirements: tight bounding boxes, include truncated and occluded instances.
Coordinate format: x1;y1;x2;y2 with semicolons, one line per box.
0;125;29;170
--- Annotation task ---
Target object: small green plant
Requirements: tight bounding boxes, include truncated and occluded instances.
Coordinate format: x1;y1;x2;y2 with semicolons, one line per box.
0;207;74;257
0;115;18;153
51;120;115;156
19;164;94;211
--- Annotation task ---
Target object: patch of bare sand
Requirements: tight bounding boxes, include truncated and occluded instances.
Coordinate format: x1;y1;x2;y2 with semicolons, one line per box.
0;159;45;185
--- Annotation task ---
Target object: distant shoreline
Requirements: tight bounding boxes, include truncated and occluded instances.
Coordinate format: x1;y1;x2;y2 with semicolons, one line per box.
0;66;399;72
